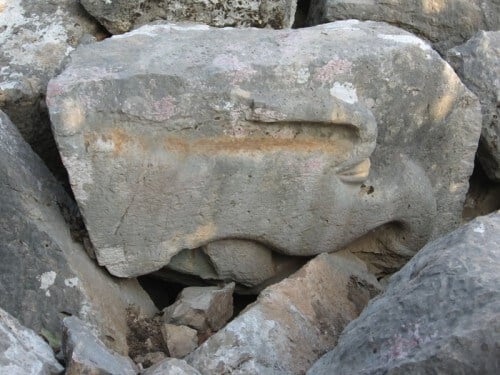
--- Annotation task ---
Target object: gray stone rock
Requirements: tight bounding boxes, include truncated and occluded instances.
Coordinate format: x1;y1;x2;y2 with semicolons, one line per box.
160;240;305;290
0;307;63;375
0;0;103;172
62;316;138;375
447;31;500;181
186;252;382;374
308;0;500;54
48;21;481;279
80;0;297;34
142;358;201;375
0;110;157;355
134;351;166;369
161;324;198;358
163;283;235;332
308;212;500;375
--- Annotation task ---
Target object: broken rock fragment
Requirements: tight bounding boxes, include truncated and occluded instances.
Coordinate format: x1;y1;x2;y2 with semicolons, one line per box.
62;316;138;375
186;253;382;374
161;324;199;358
0;110;157;355
142;358;202;375
447;31;500;181
308;213;500;375
0;307;63;375
163;283;235;333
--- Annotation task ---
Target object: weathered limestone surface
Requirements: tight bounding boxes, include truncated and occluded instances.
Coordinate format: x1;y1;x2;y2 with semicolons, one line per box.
0;0;103;172
48;21;481;279
0;110;157;355
0;307;63;375
308;212;500;375
186;253;381;374
308;0;500;54
447;31;500;181
80;0;297;34
63;316;137;375
143;358;202;375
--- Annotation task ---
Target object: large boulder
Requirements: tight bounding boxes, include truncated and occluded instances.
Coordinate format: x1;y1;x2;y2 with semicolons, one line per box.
0;307;63;375
80;0;297;34
0;0;103;174
0;110;157;355
308;212;500;375
307;0;500;54
48;21;481;280
186;252;382;374
447;31;500;181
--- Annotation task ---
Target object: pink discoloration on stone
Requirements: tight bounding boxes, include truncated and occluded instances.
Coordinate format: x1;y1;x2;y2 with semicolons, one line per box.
212;54;256;84
152;96;177;121
384;322;437;362
314;58;352;83
46;80;64;106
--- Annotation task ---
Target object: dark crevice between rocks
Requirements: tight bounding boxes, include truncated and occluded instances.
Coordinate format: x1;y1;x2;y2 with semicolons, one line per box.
293;0;311;28
462;157;500;221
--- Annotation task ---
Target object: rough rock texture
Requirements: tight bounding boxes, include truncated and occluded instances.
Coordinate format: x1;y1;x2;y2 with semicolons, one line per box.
143;358;202;375
186;252;382;374
161;324;198;358
0;110;157;355
308;0;500;54
48;21;481;279
0;307;63;375
447;31;500;181
163;283;235;332
0;0;103;173
308;212;500;375
80;0;297;34
62;316;138;375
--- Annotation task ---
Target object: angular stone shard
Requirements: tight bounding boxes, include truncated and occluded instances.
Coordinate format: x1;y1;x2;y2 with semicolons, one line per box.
163;283;235;332
0;0;103;172
447;31;500;181
186;253;382;374
308;212;500;375
142;358;202;375
62;316;138;375
161;324;199;358
0;307;63;375
80;0;297;34
48;21;481;279
0;110;157;355
308;0;500;54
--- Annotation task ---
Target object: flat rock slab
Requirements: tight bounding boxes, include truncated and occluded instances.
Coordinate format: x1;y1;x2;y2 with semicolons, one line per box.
63;316;138;375
308;0;500;54
0;0;102;170
186;252;381;374
48;21;481;279
0;110;157;355
0;307;63;375
80;0;297;34
308;212;500;375
448;31;500;181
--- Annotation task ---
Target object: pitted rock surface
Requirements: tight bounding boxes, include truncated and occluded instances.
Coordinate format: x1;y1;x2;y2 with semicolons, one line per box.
48;21;481;279
80;0;297;34
0;0;103;172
